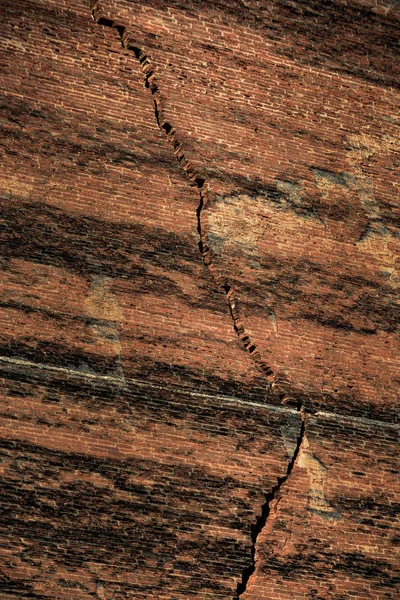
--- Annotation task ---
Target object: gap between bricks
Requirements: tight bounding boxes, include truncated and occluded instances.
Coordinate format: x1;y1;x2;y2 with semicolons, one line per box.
93;11;307;597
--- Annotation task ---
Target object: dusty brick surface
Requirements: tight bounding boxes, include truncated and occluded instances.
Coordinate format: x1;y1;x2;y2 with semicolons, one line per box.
0;0;399;598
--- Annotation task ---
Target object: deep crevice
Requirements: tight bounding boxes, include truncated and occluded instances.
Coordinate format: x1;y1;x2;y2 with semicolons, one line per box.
234;410;306;598
91;12;277;386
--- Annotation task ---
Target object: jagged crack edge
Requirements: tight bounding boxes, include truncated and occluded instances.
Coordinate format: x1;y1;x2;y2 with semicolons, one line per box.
92;12;294;598
93;14;277;384
234;413;306;598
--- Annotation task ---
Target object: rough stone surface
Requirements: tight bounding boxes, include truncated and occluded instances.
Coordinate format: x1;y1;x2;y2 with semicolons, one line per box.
0;0;399;598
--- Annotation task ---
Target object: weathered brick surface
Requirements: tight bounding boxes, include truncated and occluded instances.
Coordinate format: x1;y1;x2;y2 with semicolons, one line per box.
91;0;400;419
0;363;301;598
0;0;399;598
0;0;265;398
243;415;399;599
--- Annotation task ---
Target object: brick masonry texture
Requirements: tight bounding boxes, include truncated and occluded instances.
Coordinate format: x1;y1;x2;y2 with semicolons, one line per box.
0;0;399;599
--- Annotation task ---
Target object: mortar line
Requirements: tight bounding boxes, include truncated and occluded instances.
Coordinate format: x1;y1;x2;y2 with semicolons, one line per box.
1;355;398;429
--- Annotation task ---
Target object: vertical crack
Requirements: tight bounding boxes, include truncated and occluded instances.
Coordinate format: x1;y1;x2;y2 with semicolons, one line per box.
234;407;306;598
93;12;277;385
91;10;301;597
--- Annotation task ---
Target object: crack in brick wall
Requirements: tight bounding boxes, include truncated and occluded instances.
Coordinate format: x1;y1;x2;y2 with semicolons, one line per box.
89;9;309;595
1;1;399;598
90;3;400;419
91;8;279;390
234;408;306;598
89;5;399;598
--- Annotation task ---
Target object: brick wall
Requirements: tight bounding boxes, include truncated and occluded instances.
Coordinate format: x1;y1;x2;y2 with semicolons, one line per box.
0;0;399;598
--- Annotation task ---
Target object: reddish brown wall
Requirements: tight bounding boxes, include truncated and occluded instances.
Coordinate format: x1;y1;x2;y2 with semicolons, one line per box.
0;0;399;598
